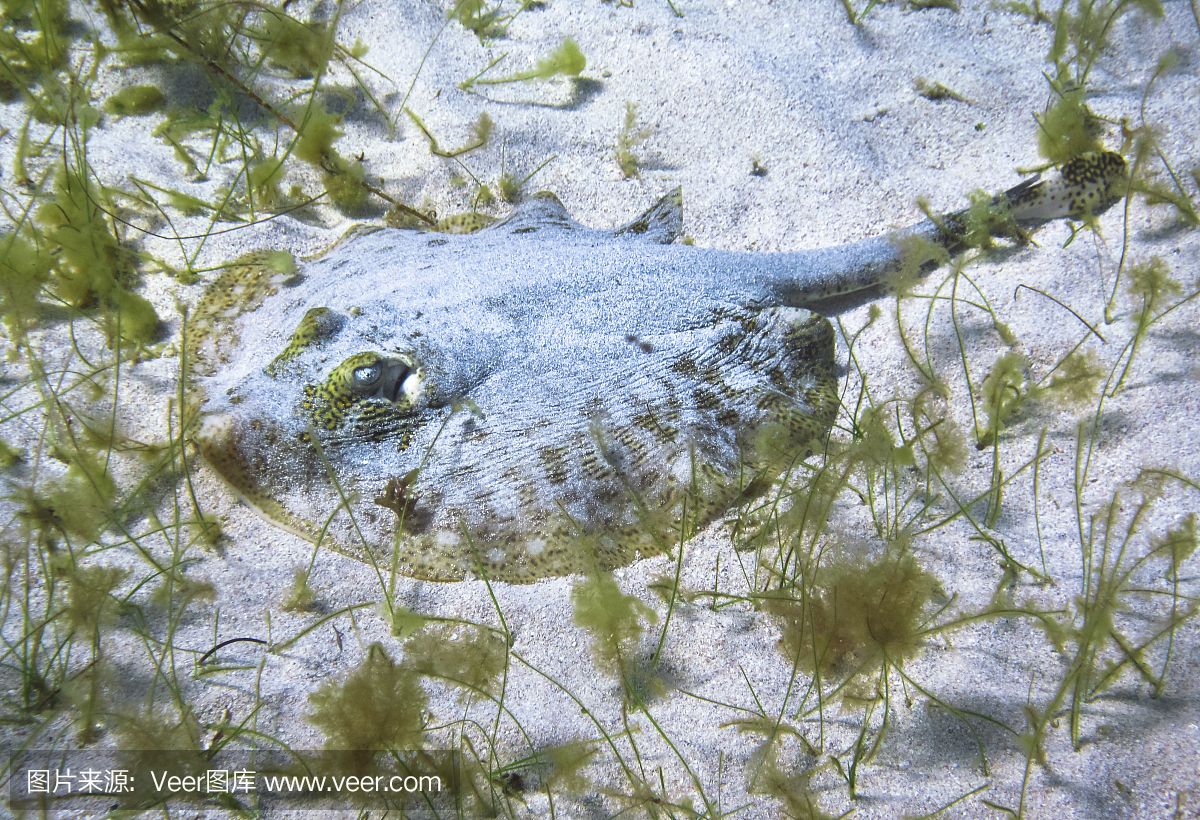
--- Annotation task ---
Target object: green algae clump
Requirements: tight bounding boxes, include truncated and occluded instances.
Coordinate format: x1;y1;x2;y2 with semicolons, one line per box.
767;551;940;678
1037;88;1104;165
573;572;656;669
35;165;160;346
308;643;427;760
103;84;166;117
403;623;506;696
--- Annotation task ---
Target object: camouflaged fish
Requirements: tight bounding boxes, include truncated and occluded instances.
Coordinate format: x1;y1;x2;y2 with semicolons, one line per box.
187;152;1126;582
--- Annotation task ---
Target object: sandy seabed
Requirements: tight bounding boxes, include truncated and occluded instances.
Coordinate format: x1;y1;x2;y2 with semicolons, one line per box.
2;1;1199;817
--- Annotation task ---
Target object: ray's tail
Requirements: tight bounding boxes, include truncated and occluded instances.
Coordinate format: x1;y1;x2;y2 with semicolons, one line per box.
768;151;1128;304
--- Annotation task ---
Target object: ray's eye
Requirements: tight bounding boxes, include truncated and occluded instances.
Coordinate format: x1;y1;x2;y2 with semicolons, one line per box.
345;355;414;402
353;363;382;387
303;352;420;433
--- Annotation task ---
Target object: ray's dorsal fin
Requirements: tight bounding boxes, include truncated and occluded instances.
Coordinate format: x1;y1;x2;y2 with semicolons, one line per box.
615;187;683;244
494;191;580;234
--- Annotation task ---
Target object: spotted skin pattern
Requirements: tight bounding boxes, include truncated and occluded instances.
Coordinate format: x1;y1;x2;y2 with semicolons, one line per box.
266;307;342;376
301;352;381;431
1003;152;1127;223
189;153;1126;582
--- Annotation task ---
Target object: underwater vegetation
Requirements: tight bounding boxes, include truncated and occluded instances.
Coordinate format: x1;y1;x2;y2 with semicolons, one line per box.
0;0;1198;816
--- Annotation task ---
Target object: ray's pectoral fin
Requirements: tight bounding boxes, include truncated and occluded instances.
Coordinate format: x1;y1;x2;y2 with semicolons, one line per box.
615;186;683;244
193;411;324;544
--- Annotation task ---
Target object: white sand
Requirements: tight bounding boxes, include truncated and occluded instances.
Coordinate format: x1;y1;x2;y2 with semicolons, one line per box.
3;0;1199;816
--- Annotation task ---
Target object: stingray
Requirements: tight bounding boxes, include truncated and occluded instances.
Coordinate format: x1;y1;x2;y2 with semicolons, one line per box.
186;152;1126;582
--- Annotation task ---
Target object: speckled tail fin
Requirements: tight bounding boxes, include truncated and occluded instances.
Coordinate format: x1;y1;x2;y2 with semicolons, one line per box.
615;187;684;244
1002;151;1127;223
932;151;1128;251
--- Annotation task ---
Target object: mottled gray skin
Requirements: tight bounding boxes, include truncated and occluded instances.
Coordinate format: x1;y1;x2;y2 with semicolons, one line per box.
189;153;1125;582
